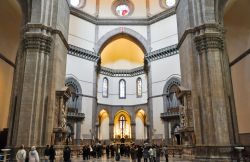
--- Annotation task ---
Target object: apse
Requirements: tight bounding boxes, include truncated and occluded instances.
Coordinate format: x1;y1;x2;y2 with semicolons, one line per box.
100;34;144;70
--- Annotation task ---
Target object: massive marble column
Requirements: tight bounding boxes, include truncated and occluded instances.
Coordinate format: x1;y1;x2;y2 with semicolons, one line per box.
176;0;239;161
7;0;70;147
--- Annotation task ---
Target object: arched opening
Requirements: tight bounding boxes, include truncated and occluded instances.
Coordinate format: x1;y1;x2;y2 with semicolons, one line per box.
0;0;22;149
224;0;250;145
114;110;131;139
98;109;110;140
100;34;145;70
135;109;147;140
65;77;83;144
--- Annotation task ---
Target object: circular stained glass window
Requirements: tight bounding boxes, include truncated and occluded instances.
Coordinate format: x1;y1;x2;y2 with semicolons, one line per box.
70;0;80;7
166;0;176;7
116;4;130;16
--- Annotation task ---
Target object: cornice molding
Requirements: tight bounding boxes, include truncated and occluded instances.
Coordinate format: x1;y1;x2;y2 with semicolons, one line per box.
24;32;52;55
70;6;175;25
68;44;99;62
146;44;178;61
177;23;223;49
99;66;145;77
68;44;178;63
24;23;69;49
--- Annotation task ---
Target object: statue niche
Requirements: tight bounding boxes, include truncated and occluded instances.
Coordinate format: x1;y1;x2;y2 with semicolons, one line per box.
53;87;71;145
177;86;195;146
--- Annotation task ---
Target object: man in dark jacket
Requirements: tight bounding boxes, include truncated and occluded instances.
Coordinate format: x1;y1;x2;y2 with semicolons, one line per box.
44;145;50;162
49;145;56;162
63;146;71;162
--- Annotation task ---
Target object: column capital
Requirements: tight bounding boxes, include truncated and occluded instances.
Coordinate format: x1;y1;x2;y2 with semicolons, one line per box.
193;24;225;52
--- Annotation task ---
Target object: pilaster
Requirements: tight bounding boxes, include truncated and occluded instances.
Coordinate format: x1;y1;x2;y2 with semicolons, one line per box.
176;0;239;161
7;0;70;147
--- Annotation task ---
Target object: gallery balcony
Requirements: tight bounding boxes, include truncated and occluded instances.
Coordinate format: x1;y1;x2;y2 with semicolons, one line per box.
160;107;180;120
67;108;85;121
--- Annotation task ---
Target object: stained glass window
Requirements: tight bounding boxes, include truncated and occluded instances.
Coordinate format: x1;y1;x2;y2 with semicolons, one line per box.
119;115;126;138
137;78;142;97
116;4;130;16
166;0;176;7
103;78;108;97
119;79;126;98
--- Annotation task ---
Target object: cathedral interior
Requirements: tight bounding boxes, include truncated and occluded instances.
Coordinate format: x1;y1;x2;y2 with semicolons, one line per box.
0;0;250;161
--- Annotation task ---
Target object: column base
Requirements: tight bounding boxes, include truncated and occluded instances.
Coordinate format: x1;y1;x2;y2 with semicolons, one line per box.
192;146;238;162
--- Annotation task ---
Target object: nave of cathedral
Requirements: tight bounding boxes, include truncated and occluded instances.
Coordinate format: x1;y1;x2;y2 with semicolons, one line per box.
0;0;250;161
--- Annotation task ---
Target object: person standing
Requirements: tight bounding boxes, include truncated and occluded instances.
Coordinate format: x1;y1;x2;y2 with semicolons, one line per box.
130;145;137;162
63;146;71;162
49;145;56;162
148;147;153;162
106;145;110;159
162;145;168;162
143;146;149;162
28;146;39;162
137;145;143;162
16;144;26;162
44;145;50;162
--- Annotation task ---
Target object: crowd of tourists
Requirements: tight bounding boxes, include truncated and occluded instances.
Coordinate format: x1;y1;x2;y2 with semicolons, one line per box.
80;143;168;162
15;143;169;162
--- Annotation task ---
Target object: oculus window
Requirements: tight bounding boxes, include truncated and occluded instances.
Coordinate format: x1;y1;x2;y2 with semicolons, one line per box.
70;0;85;8
166;0;176;7
119;79;126;99
112;0;134;17
116;4;130;16
160;0;176;9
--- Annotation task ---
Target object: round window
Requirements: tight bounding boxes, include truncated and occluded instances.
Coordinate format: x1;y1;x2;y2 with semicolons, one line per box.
70;0;80;7
116;4;130;16
166;0;176;7
112;0;134;17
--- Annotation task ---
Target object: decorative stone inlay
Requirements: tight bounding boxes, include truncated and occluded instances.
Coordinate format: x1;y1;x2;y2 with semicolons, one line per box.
146;44;178;61
99;66;145;77
69;44;178;63
24;33;52;55
68;44;99;62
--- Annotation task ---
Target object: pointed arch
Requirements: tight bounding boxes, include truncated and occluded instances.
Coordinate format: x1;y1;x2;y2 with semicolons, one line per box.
163;76;181;95
65;77;82;94
95;27;150;54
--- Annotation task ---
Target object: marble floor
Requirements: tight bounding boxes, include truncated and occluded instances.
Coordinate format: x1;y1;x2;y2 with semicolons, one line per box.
71;156;189;162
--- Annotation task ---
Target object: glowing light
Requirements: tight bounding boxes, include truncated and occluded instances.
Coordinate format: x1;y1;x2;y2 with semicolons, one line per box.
166;0;176;7
71;0;80;7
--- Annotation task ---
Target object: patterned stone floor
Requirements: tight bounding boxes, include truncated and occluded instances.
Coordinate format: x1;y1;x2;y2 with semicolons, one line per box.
71;156;190;162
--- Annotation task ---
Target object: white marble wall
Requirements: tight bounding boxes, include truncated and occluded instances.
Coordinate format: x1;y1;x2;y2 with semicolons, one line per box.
150;54;181;137
97;74;148;105
150;15;178;51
